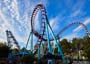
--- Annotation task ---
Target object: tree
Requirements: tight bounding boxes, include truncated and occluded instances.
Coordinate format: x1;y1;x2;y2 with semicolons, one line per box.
0;42;10;58
60;39;71;54
83;36;90;60
21;54;36;64
54;47;58;54
21;47;27;51
71;38;83;50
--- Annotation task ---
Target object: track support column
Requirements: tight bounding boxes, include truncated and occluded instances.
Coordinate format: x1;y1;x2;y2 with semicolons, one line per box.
47;21;67;64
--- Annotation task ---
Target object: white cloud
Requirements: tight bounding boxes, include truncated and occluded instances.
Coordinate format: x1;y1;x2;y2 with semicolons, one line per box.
73;18;90;32
11;0;20;20
69;0;86;18
0;0;48;48
61;33;78;41
72;0;85;12
0;10;12;42
70;9;81;17
50;16;60;31
0;7;28;48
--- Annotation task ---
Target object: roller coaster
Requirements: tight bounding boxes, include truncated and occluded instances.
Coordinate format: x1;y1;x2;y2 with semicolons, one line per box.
6;30;20;50
6;4;90;64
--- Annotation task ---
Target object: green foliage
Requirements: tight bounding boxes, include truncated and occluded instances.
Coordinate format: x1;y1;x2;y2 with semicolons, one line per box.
55;36;90;60
60;39;71;53
71;38;84;50
54;47;58;54
83;36;90;60
21;54;36;64
0;42;10;58
85;47;90;60
21;47;27;51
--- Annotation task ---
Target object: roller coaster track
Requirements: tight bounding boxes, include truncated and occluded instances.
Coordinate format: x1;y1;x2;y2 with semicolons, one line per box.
56;22;89;38
6;30;20;50
31;4;89;40
30;4;90;42
31;4;47;42
28;4;90;64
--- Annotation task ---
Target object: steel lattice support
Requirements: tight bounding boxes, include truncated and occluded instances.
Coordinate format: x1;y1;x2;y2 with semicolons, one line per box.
46;21;66;64
26;32;33;53
6;30;20;50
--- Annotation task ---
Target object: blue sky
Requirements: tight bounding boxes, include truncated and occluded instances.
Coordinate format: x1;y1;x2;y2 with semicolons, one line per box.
0;0;90;48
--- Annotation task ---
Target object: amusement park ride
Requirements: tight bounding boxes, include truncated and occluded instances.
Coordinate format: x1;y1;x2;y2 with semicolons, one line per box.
5;4;90;64
6;30;20;50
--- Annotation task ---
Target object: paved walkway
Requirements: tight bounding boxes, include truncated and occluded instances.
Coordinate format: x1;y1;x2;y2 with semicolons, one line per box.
72;61;90;64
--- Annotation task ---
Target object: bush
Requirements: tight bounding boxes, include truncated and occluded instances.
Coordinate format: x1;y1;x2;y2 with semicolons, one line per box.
0;43;10;58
